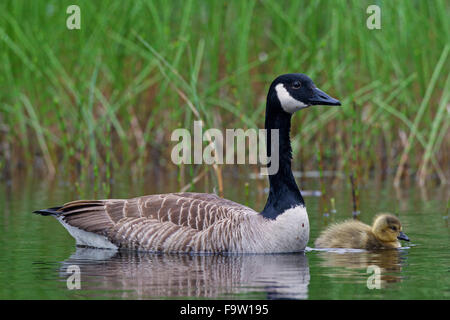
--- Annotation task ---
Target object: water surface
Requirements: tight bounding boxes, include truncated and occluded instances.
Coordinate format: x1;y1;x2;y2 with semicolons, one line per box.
0;171;448;299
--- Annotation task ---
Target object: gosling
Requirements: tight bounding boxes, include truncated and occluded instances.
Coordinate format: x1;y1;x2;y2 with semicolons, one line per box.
314;214;410;250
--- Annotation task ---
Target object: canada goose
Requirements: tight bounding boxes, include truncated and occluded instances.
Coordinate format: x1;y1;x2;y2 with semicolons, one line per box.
34;73;341;253
314;214;410;250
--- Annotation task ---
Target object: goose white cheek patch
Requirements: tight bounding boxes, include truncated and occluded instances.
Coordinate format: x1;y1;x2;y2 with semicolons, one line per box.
275;83;308;113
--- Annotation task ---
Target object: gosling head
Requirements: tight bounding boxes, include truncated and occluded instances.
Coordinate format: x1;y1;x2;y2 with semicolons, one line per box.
269;73;341;114
372;214;410;245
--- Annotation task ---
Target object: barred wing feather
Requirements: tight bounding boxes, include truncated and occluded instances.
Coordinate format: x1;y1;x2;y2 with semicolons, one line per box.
54;192;260;253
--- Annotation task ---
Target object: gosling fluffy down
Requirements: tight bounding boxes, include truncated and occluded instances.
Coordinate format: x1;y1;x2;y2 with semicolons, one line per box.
314;214;410;250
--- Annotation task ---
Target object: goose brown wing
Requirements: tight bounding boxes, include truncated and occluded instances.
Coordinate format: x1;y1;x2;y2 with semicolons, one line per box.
53;192;257;242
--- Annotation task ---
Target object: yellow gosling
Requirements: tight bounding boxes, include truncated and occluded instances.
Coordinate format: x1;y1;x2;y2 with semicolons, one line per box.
314;214;410;250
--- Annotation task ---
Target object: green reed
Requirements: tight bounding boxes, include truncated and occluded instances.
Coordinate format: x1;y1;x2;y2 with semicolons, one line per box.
0;0;448;191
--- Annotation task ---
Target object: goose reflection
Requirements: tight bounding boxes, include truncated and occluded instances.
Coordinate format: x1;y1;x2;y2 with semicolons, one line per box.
59;248;310;299
314;248;407;287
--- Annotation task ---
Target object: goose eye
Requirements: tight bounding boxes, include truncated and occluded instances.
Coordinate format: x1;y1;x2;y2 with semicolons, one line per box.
292;81;301;89
390;226;397;231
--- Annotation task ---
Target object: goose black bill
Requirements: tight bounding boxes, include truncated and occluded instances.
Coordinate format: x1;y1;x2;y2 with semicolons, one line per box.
397;231;410;241
308;87;341;106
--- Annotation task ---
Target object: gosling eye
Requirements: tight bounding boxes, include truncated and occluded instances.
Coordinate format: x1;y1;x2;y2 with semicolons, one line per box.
292;81;301;89
390;226;397;231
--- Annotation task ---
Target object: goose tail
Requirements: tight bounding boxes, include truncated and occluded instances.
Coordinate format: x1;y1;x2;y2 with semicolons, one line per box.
33;206;63;216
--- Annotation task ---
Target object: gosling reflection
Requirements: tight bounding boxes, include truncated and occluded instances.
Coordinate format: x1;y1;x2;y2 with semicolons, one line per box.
315;249;406;287
60;248;310;299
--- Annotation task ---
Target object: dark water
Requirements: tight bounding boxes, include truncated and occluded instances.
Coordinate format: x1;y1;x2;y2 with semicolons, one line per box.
0;171;448;299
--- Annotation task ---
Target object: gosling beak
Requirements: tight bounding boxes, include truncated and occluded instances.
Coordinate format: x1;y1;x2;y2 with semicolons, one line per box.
397;231;410;242
308;87;341;106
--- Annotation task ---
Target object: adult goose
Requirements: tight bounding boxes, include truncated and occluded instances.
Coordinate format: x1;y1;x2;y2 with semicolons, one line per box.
34;74;341;253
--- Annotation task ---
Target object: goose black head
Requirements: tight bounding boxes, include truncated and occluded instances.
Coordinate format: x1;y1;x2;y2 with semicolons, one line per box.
269;73;341;114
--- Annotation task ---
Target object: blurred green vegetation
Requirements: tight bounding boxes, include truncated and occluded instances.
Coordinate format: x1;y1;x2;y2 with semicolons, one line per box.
0;0;448;189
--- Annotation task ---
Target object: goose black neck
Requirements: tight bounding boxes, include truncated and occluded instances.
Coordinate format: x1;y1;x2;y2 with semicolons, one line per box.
260;92;304;219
